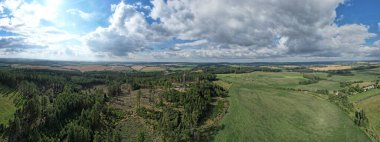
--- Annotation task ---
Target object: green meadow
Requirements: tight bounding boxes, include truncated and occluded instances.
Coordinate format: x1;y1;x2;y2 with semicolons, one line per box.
0;93;16;126
213;72;370;142
358;95;380;137
349;89;380;102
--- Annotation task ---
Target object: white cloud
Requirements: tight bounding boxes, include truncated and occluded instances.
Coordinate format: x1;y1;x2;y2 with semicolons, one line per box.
84;0;378;60
175;39;208;47
1;0;379;61
66;9;95;21
0;0;81;56
84;1;170;56
375;40;380;47
145;0;377;59
84;2;150;56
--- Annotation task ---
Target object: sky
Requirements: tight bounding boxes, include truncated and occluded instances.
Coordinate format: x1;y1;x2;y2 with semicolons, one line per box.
0;0;379;62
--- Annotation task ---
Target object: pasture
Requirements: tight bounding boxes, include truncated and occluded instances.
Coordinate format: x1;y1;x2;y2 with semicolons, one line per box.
349;89;380;102
358;95;380;137
213;72;370;142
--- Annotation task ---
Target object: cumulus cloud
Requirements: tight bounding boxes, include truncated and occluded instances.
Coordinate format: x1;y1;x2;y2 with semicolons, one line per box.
84;2;149;56
85;0;378;60
148;0;377;59
0;36;47;50
1;0;379;61
84;1;170;56
0;0;78;49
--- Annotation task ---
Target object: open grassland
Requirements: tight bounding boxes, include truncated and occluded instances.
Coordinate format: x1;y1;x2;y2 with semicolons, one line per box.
358;95;380;137
330;71;379;82
0;93;16;125
349;89;380;102
287;71;379;92
213;72;370;142
296;80;341;91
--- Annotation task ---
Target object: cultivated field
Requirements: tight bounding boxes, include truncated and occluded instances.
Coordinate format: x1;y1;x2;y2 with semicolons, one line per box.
213;72;370;142
131;65;145;71
140;66;164;72
310;65;352;71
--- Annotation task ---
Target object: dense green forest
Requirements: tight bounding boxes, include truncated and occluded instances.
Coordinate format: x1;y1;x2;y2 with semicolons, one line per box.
0;68;228;141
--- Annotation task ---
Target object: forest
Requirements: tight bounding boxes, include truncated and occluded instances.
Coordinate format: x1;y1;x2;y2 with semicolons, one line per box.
0;67;228;142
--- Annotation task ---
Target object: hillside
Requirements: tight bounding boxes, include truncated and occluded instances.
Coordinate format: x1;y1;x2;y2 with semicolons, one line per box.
214;72;370;141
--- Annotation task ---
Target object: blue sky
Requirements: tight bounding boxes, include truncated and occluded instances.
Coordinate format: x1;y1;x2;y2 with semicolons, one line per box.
0;0;379;62
336;0;380;46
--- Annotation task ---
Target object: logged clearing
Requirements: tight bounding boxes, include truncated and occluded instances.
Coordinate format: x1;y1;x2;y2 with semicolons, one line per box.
141;66;164;72
310;65;352;71
213;72;370;142
63;65;110;72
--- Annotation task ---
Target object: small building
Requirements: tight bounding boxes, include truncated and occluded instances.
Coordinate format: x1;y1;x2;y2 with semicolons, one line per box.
363;85;375;92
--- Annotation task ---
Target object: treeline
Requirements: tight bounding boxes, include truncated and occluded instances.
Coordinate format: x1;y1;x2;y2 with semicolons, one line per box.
340;81;363;88
286;66;314;73
338;84;364;95
328;92;354;113
327;70;353;76
352;65;379;71
193;65;281;74
299;74;321;85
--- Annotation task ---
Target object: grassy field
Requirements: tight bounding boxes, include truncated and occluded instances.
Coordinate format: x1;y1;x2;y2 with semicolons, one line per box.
358;95;380;137
0;93;16;125
349;89;380;102
213;72;370;142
